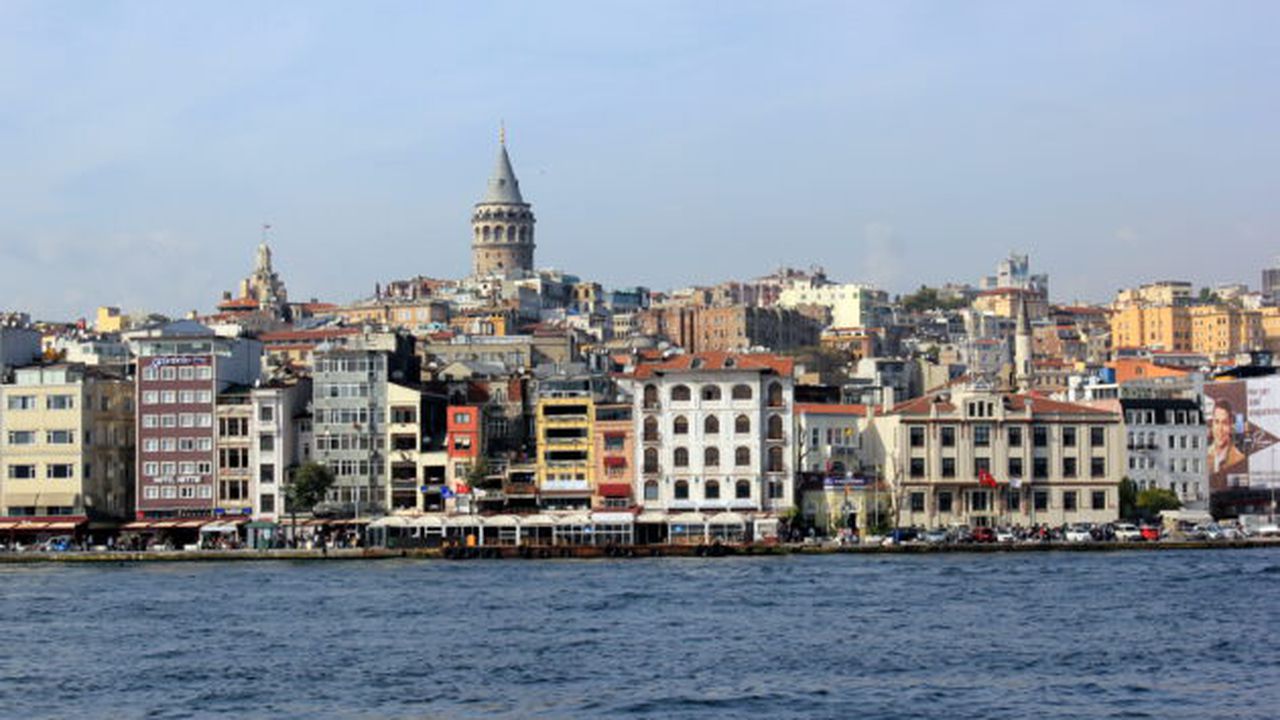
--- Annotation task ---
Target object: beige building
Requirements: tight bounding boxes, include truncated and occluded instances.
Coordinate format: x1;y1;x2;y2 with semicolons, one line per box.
1;364;135;524
1113;281;1193;308
868;386;1123;528
1189;305;1263;358
1110;304;1192;352
776;284;888;329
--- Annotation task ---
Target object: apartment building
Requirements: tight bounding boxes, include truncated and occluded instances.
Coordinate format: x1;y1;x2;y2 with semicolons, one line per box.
1121;398;1207;509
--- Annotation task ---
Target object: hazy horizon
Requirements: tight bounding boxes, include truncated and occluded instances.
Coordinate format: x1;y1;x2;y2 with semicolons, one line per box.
2;1;1277;321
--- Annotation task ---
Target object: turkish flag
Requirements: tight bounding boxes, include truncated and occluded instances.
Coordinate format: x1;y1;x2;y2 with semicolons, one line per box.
978;469;998;488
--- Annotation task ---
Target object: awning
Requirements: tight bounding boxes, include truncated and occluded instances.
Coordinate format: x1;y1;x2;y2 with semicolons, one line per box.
667;512;706;525
519;514;556;528
446;515;484;527
484;515;521;527
16;521;50;530
598;483;632;498
555;513;592;526
176;519;208;529
409;514;447;528
370;516;411;528
590;511;635;524
45;520;86;531
603;456;628;469
603;432;626;440
200;523;241;533
708;512;746;526
636;510;667;524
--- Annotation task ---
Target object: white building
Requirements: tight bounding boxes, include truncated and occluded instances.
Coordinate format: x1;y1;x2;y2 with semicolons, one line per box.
777;283;888;329
250;377;311;522
1121;398;1207;509
625;353;796;514
795;404;867;475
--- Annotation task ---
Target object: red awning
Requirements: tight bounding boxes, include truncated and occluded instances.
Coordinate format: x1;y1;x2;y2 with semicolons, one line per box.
603;432;626;440
603;456;628;468
598;483;632;498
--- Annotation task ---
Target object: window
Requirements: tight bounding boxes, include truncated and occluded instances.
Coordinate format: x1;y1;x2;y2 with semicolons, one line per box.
736;480;751;499
142;366;158;381
1063;427;1077;447
941;426;956;447
972;491;989;512
1063;491;1078;512
642;384;659;409
259;435;275;452
671;385;691;402
735;415;750;434
1033;457;1048;479
735;447;750;466
974;457;990;477
704;416;720;435
7;464;36;479
910;458;925;478
1033;425;1048;448
7;431;35;445
453;411;471;424
705;480;721;500
643;448;659;473
604;434;625;451
143;391;158;405
46;394;75;410
1008;491;1021;512
767;446;784;472
909;426;925;447
942;457;956;478
701;385;722;401
767;415;784;440
704;447;720;467
674;480;689;500
731;384;753;400
643;417;659;442
259;405;274;423
1008;457;1023;478
1090;426;1105;447
1091;457;1106;478
7;395;36;410
673;447;689;467
673;416;689;435
44;430;74;445
644;481;659;501
1091;491;1106;511
974;425;991;447
1007;426;1022;447
1034;490;1048;511
938;492;953;513
260;494;275;514
1063;457;1077;478
767;382;784;407
260;464;275;484
47;464;75;479
910;492;925;512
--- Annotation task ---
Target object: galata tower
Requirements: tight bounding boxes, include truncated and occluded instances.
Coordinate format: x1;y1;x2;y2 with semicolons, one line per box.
471;129;535;277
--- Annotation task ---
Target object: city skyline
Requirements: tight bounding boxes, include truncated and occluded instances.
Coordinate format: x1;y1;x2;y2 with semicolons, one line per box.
3;1;1278;319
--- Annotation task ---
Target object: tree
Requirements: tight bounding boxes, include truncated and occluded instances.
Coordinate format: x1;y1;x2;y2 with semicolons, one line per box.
286;462;335;542
1136;487;1181;520
1118;477;1139;520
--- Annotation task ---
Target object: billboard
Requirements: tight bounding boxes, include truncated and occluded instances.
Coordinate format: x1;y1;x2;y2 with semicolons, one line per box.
1205;377;1280;515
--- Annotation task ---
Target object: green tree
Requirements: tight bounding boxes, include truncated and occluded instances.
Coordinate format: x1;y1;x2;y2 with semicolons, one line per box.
1118;477;1139;520
286;462;335;540
1136;487;1182;519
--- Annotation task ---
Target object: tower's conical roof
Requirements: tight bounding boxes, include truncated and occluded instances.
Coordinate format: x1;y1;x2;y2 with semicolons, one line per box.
482;138;524;204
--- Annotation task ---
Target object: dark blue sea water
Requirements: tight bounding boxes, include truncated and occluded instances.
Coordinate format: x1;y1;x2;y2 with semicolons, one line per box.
1;549;1278;719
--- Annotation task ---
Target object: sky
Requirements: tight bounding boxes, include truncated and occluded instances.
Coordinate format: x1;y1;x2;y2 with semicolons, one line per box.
1;0;1278;320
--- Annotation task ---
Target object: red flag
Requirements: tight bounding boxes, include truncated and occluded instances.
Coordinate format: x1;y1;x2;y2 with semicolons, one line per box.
456;482;471;495
978;469;998;488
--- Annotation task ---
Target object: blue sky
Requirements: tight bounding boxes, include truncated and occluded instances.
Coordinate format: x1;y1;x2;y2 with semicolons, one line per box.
2;1;1277;320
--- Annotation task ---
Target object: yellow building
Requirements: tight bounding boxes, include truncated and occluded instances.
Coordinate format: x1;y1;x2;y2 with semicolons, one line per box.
385;382;448;512
95;306;126;333
1260;307;1280;354
536;395;595;510
0;364;134;525
1109;305;1192;352
1190;305;1263;358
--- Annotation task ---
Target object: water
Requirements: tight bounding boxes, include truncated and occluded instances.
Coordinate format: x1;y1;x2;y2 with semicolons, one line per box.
1;549;1278;719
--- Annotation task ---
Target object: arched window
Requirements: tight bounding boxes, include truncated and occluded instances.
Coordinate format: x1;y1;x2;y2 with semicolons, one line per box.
704;447;720;467
643;416;659;442
732;384;753;400
643;447;659;473
644;481;659;501
671;384;691;402
673;416;689;435
674;480;689;500
767;414;784;440
735;447;750;466
643;384;659;409
735;480;751;499
767;446;784;472
674;447;689;467
701;385;722;401
482;226;492;241
705;480;721;500
735;415;750;434
507;225;517;242
705;416;719;434
494;226;504;241
767;382;784;407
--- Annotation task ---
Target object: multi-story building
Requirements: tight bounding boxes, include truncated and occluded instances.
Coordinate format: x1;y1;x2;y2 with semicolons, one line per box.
1114;281;1193;308
0;325;41;376
311;332;419;516
535;371;612;510
1110;304;1193;352
1121;398;1207;509
776;283;889;329
249;377;311;522
593;404;634;508
0;364;135;530
383;381;447;512
627;352;796;514
1189;305;1263;359
131;323;262;520
215;388;254;519
872;386;1123;528
795;404;867;475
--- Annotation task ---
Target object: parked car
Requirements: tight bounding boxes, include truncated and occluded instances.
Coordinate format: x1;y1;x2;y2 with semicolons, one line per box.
888;527;920;544
37;535;73;552
949;525;974;543
1139;525;1161;542
995;527;1017;543
1064;524;1094;543
971;527;997;543
1113;523;1143;542
923;528;950;545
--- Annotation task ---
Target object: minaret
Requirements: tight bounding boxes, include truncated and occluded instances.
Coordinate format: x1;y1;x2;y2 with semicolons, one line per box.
1014;292;1033;393
471;126;536;278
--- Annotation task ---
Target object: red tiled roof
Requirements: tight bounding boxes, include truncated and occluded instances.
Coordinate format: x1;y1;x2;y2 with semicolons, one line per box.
217;297;260;310
795;403;868;416
629;352;794;379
